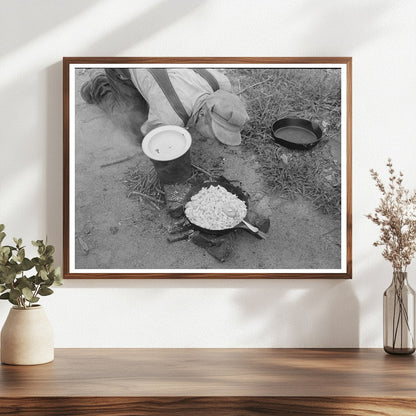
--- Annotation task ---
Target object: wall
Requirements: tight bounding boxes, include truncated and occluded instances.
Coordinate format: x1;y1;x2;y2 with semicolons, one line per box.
1;0;415;347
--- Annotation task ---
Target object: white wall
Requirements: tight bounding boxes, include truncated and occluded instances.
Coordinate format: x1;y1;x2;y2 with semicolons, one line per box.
1;0;415;347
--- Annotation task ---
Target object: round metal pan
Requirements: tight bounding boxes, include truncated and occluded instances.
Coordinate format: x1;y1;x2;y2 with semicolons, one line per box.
184;181;249;236
271;118;322;150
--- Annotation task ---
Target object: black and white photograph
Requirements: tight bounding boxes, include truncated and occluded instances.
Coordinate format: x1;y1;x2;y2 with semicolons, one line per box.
63;58;351;278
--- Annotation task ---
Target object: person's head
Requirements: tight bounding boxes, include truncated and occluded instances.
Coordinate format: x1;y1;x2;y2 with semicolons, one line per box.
193;90;249;145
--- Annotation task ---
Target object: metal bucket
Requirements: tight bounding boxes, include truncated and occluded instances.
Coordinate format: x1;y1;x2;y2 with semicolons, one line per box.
142;125;192;184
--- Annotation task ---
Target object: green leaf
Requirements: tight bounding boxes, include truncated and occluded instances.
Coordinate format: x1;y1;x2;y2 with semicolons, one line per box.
0;285;6;293
0;232;6;244
45;245;55;256
38;287;53;296
41;276;53;287
17;276;35;291
34;275;43;285
31;240;43;247
51;267;63;285
22;287;34;301
8;263;20;275
17;248;25;263
13;237;22;248
0;246;10;255
9;288;21;301
20;258;34;271
2;271;17;285
39;269;48;281
0;246;10;265
0;264;7;276
0;224;4;232
38;245;46;256
8;297;18;306
41;256;54;266
0;291;17;306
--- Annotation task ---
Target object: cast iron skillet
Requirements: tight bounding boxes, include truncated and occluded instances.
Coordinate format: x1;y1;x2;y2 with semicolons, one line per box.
183;180;251;236
271;118;322;150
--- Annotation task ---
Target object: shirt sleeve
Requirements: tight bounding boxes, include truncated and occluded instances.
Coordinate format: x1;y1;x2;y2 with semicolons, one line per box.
130;68;183;135
140;97;184;135
207;69;232;92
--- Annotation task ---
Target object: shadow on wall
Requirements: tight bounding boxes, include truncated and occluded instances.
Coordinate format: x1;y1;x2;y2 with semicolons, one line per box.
1;0;204;56
354;248;395;348
233;280;359;347
46;0;204;263
57;277;359;348
0;302;10;330
0;0;101;56
295;0;393;52
84;0;204;55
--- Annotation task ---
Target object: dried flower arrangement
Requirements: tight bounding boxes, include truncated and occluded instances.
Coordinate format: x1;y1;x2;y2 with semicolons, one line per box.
366;159;416;272
367;159;416;354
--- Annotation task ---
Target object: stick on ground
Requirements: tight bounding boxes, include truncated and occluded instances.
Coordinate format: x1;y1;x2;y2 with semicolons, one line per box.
191;164;215;178
129;191;163;205
236;77;273;95
101;154;136;168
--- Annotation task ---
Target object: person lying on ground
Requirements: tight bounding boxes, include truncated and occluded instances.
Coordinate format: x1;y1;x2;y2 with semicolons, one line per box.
81;67;249;146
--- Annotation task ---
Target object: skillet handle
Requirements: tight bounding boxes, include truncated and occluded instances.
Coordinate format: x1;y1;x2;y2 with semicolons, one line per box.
256;229;268;239
237;221;268;239
251;229;268;239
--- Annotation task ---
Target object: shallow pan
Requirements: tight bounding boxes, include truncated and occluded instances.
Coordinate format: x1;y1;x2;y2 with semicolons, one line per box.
271;118;322;150
183;180;249;236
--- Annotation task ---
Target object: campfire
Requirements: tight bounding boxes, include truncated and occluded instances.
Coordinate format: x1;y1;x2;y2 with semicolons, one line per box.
126;166;269;262
122;125;269;262
164;176;269;262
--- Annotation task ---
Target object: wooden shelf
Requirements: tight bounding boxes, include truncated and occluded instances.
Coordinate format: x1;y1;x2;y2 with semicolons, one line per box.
1;348;415;415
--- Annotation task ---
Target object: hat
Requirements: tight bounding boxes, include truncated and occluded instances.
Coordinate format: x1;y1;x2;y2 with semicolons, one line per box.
204;90;249;146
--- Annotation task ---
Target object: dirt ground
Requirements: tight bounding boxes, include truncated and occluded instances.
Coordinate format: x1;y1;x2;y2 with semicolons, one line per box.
74;71;341;270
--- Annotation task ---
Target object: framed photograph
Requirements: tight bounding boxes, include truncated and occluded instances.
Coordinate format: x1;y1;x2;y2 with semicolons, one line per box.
63;57;352;279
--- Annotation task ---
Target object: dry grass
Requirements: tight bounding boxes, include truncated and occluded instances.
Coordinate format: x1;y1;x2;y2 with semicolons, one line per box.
123;167;164;210
228;68;342;216
123;164;222;208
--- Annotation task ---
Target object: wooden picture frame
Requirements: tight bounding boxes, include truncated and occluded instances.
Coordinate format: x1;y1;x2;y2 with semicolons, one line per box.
63;57;352;279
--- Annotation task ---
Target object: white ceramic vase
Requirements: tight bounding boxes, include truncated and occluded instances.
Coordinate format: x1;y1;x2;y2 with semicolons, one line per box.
1;305;54;365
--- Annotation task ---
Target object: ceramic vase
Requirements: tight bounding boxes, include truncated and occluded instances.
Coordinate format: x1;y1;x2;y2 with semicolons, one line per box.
1;305;54;365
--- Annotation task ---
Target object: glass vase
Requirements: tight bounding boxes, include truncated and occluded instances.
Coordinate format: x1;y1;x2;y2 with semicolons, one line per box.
383;271;415;355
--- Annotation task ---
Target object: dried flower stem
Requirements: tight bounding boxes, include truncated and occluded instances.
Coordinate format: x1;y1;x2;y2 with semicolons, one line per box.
366;159;416;271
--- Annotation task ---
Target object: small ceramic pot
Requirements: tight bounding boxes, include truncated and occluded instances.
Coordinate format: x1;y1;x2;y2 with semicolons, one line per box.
1;305;54;365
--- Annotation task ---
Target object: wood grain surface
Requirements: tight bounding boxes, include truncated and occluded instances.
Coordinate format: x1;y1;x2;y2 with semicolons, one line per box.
1;348;415;415
1;397;416;416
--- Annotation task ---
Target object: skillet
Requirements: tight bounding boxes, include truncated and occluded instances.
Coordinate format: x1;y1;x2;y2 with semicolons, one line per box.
183;181;266;239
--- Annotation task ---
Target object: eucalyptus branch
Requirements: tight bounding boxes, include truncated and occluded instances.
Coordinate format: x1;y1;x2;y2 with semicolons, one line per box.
0;225;62;309
33;284;41;300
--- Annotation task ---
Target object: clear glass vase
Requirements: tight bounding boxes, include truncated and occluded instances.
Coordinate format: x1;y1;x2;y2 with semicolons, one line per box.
383;271;415;355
